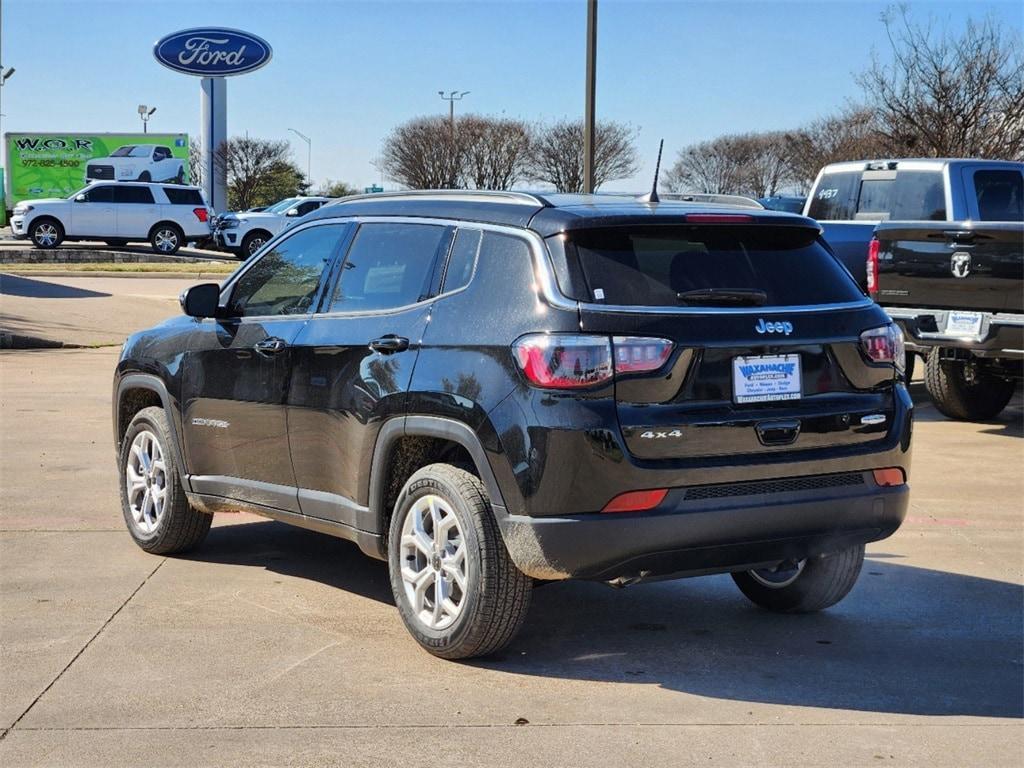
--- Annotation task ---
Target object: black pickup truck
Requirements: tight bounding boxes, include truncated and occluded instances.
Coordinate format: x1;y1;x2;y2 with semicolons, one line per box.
870;166;1023;420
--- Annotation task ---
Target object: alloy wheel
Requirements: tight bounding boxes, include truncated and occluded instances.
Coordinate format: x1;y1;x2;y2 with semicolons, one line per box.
34;223;59;247
399;494;469;631
154;229;178;252
749;559;806;589
248;237;266;256
125;430;168;534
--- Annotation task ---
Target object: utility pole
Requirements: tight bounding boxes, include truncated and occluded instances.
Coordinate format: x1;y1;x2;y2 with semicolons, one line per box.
583;0;598;194
438;90;470;131
138;104;156;133
288;128;312;188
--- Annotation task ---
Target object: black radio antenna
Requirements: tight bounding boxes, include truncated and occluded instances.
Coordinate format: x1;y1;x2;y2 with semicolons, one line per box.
637;139;663;204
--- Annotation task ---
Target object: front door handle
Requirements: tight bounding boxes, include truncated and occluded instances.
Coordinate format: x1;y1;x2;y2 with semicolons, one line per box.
254;337;288;356
369;335;410;354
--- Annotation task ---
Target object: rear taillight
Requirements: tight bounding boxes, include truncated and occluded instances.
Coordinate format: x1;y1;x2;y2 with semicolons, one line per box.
513;334;613;389
601;488;668;513
193;207;210;223
513;334;674;389
860;324;905;371
612;336;674;374
866;238;880;296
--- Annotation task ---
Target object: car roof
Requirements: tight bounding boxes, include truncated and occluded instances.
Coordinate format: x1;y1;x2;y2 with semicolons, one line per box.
86;181;203;191
304;189;819;234
820;158;1024;173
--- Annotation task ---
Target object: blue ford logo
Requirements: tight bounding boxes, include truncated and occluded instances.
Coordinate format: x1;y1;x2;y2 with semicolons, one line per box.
153;28;272;77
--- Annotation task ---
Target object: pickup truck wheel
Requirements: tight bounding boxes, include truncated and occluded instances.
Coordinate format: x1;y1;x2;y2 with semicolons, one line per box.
732;543;864;613
388;464;531;660
30;218;64;249
924;351;1015;420
119;407;212;554
138;171;152;182
150;223;183;255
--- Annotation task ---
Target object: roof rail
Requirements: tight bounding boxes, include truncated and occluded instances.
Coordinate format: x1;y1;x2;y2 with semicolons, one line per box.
328;189;554;207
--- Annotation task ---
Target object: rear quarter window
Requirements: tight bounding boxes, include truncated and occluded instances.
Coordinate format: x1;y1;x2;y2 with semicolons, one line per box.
807;172;860;220
163;187;204;205
566;225;864;307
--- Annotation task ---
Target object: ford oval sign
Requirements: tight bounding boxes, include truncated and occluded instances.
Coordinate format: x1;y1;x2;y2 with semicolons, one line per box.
153;28;272;77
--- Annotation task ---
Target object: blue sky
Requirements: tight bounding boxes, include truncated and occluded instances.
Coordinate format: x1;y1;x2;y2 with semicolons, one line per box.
2;0;1021;192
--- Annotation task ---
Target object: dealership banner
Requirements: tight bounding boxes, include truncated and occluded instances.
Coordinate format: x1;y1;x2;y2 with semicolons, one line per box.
4;133;189;206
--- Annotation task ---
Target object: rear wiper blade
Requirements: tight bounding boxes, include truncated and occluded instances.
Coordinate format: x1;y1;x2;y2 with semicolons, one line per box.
676;288;768;306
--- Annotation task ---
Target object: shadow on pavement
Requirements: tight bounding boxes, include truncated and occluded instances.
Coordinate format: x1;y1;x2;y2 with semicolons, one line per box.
191;519;1023;719
0;274;111;299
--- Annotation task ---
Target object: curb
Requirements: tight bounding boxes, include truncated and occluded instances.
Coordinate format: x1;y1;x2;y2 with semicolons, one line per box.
2;270;232;280
0;331;83;350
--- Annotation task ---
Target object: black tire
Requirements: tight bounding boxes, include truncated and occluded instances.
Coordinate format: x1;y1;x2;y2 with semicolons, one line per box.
924;350;1014;421
903;351;916;384
29;217;64;249
138;171;152;182
388;464;531;660
118;406;212;555
150;222;184;255
732;544;864;613
241;230;271;259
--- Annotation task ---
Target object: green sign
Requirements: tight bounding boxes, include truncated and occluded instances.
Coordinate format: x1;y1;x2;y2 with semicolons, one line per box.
4;133;190;207
0;168;5;226
364;185;384;194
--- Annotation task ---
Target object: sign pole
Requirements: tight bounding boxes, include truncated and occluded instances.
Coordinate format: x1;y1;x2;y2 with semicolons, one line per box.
200;76;227;212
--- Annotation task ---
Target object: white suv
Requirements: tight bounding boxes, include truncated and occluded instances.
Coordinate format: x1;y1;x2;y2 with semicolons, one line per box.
10;182;212;255
85;145;185;184
213;196;333;258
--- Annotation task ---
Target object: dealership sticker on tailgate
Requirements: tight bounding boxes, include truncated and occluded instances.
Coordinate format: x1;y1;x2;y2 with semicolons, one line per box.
945;311;984;337
733;355;802;404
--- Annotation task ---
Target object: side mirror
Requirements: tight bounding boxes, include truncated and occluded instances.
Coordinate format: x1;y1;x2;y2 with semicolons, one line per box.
74;193;87;202
286;208;300;217
180;283;221;319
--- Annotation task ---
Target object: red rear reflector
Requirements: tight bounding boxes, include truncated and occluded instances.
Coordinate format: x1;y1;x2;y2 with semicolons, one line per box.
873;468;905;487
867;237;880;296
601;488;668;513
193;207;210;223
684;214;755;224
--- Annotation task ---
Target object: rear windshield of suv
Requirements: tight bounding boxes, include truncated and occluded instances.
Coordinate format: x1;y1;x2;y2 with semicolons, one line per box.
564;225;863;307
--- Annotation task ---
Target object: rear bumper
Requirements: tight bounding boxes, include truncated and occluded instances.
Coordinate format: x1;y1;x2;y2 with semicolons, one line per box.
887;307;1024;359
497;477;908;581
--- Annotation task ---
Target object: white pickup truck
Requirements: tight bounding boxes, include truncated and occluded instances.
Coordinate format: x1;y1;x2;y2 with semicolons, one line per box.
85;144;185;185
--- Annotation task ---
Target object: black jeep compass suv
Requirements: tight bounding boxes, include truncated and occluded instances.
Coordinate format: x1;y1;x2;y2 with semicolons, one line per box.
112;191;912;659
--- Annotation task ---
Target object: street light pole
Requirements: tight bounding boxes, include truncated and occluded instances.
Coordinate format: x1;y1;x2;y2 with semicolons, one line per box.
138;104;156;134
0;67;15;149
438;90;470;131
288;128;312;188
583;0;598;194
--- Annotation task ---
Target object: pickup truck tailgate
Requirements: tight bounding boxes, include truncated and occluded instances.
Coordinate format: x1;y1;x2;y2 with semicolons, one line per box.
875;222;1023;313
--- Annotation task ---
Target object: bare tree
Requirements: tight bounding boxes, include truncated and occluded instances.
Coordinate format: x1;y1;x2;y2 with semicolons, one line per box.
214;136;297;210
663;135;748;195
377;116;462;189
316;179;361;197
526;120;639;192
460;116;531;190
782;108;890;192
859;6;1024;159
188;138;203;188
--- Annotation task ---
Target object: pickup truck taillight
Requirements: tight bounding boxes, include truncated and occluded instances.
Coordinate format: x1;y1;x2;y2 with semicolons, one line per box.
860;324;905;371
866;237;880;296
512;334;673;389
193;207;210;223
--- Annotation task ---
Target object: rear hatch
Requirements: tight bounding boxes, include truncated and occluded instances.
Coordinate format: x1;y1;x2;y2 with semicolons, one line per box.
560;220;898;461
874;222;1024;313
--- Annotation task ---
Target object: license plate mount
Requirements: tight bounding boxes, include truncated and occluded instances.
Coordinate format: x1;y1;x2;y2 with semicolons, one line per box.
733;354;802;404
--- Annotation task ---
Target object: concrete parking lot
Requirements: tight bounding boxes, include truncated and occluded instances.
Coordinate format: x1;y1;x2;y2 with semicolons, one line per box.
1;273;1022;766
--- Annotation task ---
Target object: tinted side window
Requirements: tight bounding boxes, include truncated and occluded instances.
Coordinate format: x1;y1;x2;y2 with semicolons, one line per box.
84;186;115;203
163;187;203;205
229;225;343;317
297;201;321;216
330;223;446;312
974;170;1023;221
442;229;481;292
807;172;860;220
114;186;155;204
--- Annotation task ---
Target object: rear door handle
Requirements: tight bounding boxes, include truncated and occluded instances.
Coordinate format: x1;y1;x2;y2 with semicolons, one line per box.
755;419;801;447
943;230;976;246
369;335;409;354
254;337;288;356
